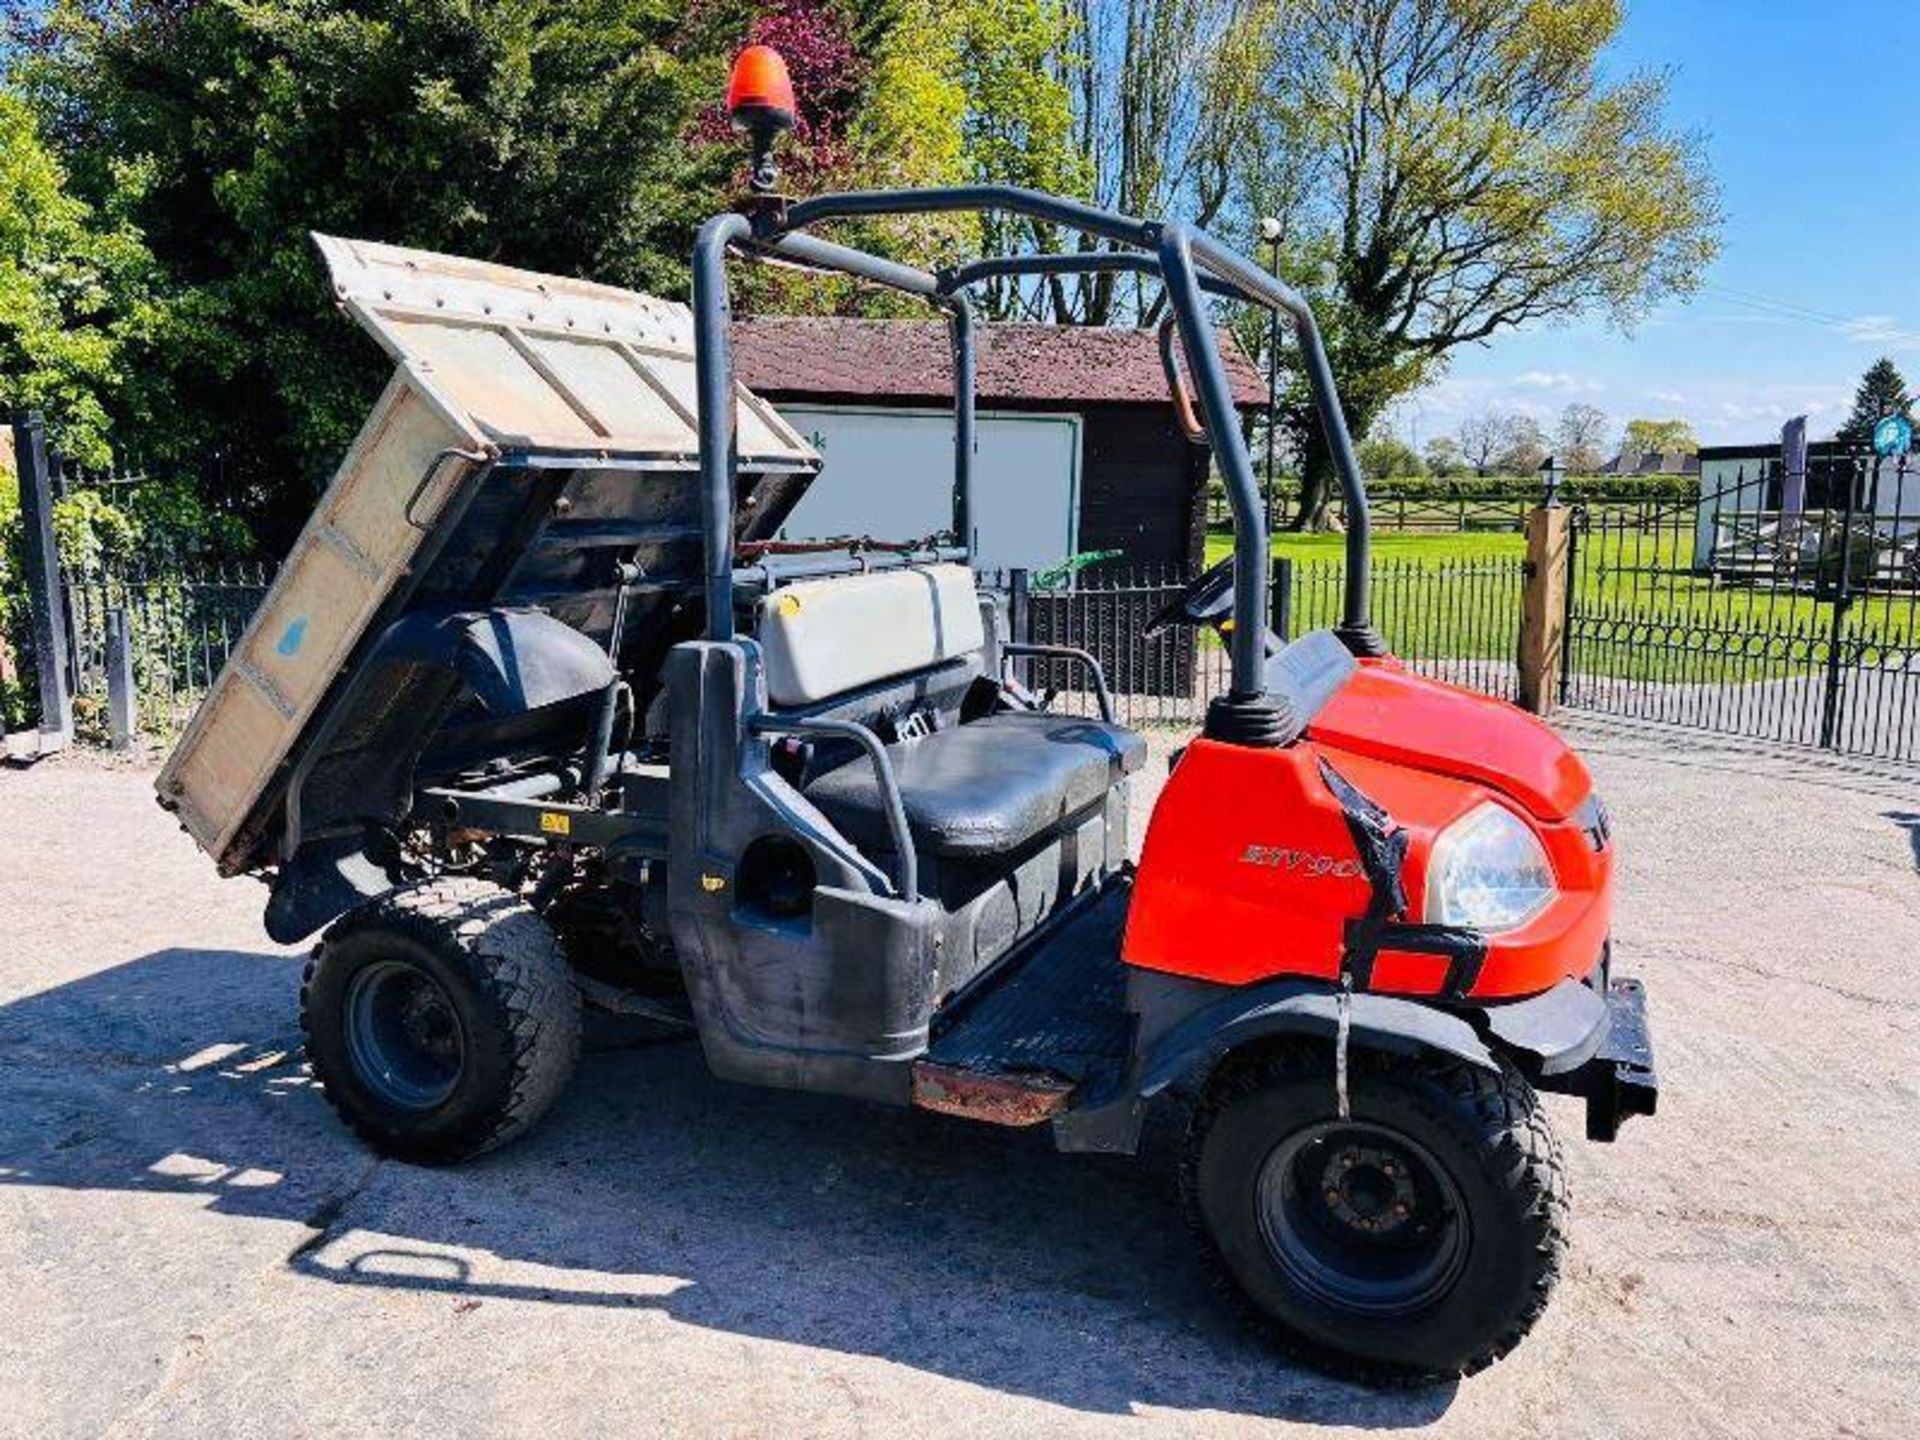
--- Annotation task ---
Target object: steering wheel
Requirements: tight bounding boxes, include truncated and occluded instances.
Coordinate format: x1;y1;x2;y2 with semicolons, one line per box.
1144;555;1237;636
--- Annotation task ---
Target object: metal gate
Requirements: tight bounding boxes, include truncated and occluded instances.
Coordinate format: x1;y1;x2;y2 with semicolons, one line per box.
1561;454;1920;763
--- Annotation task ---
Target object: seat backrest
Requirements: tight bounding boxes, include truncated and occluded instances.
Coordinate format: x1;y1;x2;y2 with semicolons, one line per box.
757;563;985;706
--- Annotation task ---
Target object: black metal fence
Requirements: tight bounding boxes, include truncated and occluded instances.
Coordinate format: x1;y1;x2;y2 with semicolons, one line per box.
38;554;1524;743
1562;453;1920;763
59;562;275;742
3;408;261;744
994;556;1523;729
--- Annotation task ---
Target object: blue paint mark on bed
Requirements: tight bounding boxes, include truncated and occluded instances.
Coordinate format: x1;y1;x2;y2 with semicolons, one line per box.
277;616;309;657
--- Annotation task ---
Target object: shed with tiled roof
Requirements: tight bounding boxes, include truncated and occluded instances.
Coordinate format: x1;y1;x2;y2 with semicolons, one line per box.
731;317;1265;571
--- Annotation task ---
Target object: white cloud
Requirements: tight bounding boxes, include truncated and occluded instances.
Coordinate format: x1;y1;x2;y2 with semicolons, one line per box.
1717;396;1847;424
1693;386;1850;441
1405;377;1502;418
1513;370;1600;392
1649;389;1688;405
1834;314;1920;350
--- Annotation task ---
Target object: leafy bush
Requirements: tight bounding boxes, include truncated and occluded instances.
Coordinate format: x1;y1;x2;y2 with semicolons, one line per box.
1364;473;1699;504
0;454;250;731
1357;434;1425;482
1205;471;1699;517
1;88;157;463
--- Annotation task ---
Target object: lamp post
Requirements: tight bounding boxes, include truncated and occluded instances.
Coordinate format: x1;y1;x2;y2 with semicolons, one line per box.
1258;216;1282;532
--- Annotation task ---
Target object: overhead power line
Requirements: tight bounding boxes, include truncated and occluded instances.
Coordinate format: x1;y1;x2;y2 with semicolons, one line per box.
1701;283;1920;346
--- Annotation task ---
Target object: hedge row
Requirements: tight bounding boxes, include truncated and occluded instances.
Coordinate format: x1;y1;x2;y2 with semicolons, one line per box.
1212;473;1699;505
1364;473;1697;503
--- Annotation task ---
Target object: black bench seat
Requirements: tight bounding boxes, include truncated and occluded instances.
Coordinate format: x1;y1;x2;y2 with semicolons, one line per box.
803;711;1147;859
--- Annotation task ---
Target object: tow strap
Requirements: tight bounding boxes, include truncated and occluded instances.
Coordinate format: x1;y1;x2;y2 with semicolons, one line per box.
1317;756;1493;1119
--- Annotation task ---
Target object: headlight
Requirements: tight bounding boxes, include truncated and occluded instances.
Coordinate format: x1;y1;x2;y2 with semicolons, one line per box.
1425;803;1555;931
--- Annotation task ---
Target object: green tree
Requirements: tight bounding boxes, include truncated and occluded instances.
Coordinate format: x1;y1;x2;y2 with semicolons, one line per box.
860;0;1267;325
958;0;1088;318
1836;357;1914;444
851;2;974;216
1494;414;1549;475
1620;417;1698;457
1556;402;1610;473
1060;0;1270;325
1357;431;1423;481
1260;0;1719;527
848;0;1072;276
0;83;157;467
1458;410;1512;476
1422;434;1468;477
14;0;737;549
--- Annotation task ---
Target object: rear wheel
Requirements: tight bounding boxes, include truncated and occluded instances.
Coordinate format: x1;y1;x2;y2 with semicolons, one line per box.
1182;1045;1566;1385
303;877;581;1164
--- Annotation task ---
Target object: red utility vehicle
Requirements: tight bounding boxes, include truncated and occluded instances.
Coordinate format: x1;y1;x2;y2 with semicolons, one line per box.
161;47;1656;1383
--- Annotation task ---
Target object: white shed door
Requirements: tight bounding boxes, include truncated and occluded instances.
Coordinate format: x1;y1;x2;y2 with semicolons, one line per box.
775;405;1080;572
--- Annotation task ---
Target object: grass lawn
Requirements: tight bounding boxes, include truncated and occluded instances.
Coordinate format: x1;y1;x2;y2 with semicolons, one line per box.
1202;529;1521;567
1196;529;1527;667
1195;524;1920;683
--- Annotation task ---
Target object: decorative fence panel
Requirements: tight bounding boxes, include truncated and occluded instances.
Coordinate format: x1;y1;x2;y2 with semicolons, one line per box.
60;562;276;742
36;549;1532;743
995;556;1524;730
1561;455;1920;764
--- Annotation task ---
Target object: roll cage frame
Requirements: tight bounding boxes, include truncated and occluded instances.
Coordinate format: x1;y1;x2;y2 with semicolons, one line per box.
691;184;1382;734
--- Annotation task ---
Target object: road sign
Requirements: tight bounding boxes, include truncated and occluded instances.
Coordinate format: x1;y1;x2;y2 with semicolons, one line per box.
1872;413;1912;458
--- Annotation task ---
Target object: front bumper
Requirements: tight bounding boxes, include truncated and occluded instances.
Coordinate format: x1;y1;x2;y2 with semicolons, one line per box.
1572;977;1659;1140
1467;971;1659;1142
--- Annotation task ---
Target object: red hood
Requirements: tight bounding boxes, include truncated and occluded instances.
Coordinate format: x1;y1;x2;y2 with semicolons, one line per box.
1305;661;1591;820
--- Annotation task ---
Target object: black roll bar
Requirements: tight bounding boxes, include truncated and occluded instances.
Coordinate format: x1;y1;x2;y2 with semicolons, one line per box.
783;184;1153;250
753;230;941;297
937;250;1244;303
947;296;976;553
748;714;918;900
1187;228;1373;645
692;212;751;643
694;183;1382;725
1157;225;1266;692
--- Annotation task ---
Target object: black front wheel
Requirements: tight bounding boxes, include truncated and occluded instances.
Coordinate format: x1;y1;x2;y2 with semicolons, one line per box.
1183;1045;1566;1385
303;878;581;1164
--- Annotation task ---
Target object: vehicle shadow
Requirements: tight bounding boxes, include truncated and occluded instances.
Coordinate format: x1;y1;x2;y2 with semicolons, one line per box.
0;946;1456;1426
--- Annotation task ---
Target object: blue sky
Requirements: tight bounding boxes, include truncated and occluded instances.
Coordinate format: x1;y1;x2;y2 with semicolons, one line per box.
1393;0;1920;453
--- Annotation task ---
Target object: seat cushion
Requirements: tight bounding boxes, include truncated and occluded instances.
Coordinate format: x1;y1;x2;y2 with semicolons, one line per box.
757;563;984;706
803;712;1147;859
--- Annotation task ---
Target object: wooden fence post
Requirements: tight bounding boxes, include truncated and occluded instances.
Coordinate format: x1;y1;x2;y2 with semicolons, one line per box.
1517;504;1571;715
9;410;74;750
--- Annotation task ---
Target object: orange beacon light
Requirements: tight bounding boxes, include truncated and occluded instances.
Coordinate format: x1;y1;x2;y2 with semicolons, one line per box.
727;45;796;192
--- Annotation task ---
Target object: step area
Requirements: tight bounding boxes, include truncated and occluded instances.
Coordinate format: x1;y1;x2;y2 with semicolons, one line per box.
912;875;1133;1127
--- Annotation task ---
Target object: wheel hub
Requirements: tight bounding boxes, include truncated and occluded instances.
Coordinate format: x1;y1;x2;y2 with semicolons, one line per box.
1254;1119;1469;1319
1319;1142;1418;1235
343;958;465;1111
398;983;458;1058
